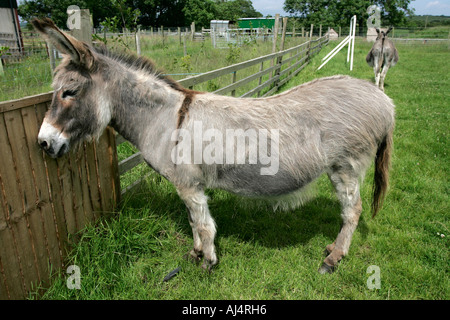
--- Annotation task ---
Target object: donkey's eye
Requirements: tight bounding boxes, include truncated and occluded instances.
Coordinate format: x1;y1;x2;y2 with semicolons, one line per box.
62;89;78;99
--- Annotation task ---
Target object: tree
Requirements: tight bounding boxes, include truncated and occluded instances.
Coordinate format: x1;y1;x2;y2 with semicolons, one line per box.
136;0;187;28
283;0;414;29
216;0;263;21
18;0;88;29
183;0;217;28
18;0;264;29
183;0;263;29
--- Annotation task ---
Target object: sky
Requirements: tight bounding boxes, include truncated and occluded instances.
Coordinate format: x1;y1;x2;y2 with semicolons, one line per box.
251;0;450;17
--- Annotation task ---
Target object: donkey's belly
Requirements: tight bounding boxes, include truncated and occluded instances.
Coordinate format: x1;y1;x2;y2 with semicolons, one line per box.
212;165;314;197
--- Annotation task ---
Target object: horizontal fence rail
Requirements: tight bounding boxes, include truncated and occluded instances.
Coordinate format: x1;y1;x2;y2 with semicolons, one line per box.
0;94;120;299
118;35;329;196
178;35;328;96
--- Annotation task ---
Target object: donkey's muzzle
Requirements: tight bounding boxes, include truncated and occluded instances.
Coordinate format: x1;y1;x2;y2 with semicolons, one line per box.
38;137;69;158
38;120;70;158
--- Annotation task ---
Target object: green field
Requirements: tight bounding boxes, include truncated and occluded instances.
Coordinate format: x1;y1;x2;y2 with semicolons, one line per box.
32;39;449;300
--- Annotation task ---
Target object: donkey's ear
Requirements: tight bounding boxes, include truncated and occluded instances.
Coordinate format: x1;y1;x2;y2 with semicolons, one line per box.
386;26;393;35
31;18;93;68
376;28;380;34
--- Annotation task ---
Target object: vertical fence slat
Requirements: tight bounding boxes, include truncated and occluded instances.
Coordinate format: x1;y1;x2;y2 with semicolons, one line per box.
34;102;69;261
0;185;24;300
56;156;77;236
77;144;95;224
95;128;119;213
84;141;103;220
68;151;87;234
107;127;121;207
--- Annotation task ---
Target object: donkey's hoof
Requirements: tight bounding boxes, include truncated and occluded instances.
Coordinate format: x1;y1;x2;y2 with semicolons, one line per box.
201;263;212;273
201;259;218;273
318;262;335;274
183;249;202;264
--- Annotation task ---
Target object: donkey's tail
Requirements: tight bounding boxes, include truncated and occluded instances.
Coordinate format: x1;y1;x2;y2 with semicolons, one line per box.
372;128;393;217
376;38;386;75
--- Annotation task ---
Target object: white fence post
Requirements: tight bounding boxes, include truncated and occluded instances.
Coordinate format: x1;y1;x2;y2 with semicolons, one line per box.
317;15;356;71
350;15;356;71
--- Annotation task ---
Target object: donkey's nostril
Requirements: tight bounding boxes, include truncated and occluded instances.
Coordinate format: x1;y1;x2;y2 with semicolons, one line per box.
39;140;49;149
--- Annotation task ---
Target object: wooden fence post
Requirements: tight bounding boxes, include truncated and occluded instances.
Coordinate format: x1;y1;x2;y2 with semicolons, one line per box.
273;17;288;90
191;22;195;41
135;27;141;56
48;43;56;71
272;14;280;53
307;24;314;62
70;9;92;45
270;14;280;79
280;18;288;51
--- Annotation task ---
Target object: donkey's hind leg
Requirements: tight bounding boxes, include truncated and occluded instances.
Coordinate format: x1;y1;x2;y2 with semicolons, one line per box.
319;169;362;274
177;186;218;271
373;58;381;87
379;64;390;92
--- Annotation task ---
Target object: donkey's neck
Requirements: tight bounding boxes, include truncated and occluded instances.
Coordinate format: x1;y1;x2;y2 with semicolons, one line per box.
107;65;184;150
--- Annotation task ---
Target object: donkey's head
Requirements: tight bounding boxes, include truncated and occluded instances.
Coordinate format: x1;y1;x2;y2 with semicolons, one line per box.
32;18;111;158
375;27;393;41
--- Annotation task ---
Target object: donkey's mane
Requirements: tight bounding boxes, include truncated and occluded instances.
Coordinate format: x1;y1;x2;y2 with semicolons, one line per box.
92;45;186;92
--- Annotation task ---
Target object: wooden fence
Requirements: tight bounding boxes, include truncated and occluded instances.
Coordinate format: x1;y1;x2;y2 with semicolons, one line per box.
118;35;329;194
0;93;120;299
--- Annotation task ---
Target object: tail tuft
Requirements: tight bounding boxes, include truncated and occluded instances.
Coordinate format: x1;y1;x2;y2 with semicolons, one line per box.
372;128;393;217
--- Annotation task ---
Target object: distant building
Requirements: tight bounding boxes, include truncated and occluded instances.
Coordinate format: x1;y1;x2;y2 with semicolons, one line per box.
325;28;339;40
0;0;23;58
210;20;230;32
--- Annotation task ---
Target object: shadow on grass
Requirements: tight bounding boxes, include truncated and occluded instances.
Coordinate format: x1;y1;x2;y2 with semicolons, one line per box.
120;179;370;250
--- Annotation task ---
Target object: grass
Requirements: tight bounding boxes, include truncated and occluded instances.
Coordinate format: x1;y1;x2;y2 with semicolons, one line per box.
392;26;450;39
32;39;449;300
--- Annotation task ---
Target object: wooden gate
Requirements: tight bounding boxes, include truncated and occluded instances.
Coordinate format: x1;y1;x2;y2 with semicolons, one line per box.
0;93;120;299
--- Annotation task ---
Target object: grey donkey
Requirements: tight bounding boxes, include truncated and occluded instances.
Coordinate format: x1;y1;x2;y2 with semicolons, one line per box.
32;18;395;274
366;27;399;91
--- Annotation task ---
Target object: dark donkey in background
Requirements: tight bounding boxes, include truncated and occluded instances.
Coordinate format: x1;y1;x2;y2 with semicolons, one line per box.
366;27;399;91
32;18;395;274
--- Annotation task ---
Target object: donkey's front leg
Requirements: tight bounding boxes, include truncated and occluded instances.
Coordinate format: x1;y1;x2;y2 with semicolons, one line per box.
177;186;218;271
